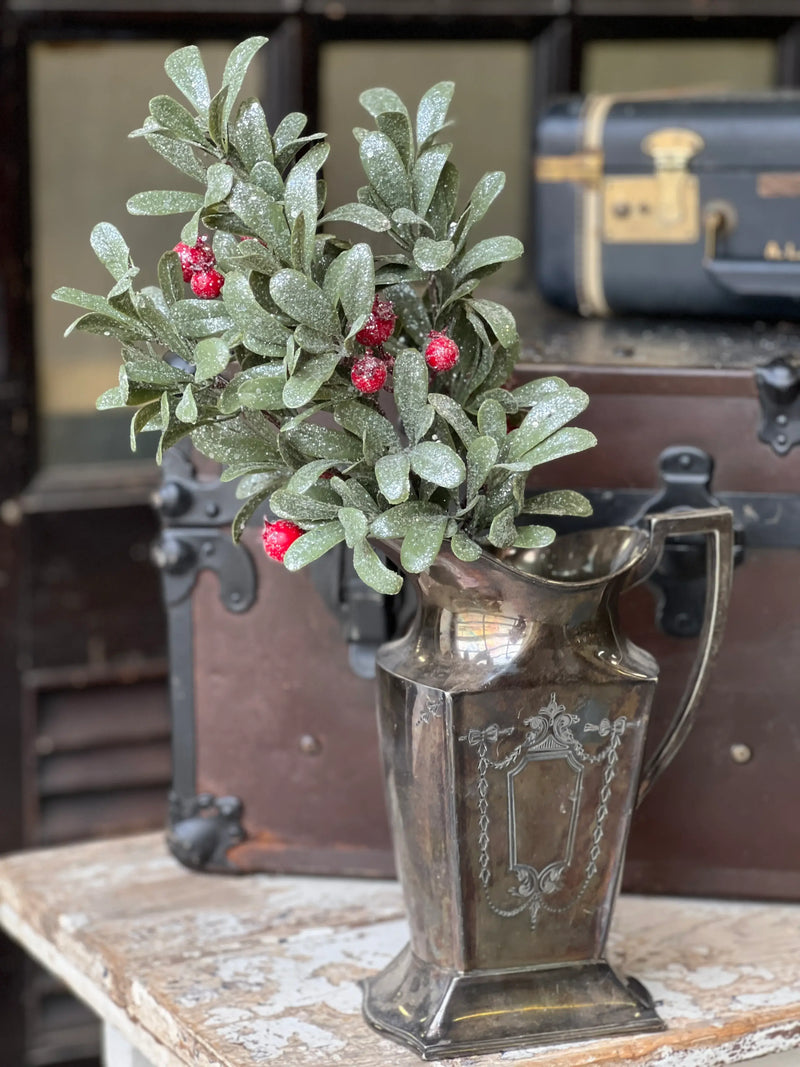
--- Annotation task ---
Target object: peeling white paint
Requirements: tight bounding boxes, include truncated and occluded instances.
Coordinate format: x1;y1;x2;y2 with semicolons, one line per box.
734;986;800;1010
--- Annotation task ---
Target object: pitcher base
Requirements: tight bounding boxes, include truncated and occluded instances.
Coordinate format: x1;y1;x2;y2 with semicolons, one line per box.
361;945;665;1060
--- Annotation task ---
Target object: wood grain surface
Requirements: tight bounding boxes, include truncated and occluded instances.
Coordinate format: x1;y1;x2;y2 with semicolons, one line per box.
1;833;799;1066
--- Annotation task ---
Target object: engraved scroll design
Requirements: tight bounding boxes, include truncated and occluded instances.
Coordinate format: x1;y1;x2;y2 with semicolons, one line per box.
459;693;627;929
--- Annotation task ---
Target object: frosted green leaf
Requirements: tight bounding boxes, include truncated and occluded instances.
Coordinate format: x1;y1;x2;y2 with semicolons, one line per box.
413;237;454;272
284;424;362;462
52;287;131;321
175;385;198;424
359;131;411;211
382;283;431;348
234;471;284;498
90;223;130;281
409;441;466;489
96;385;126;410
450;530;482;562
193;415;278;466
210;88;230;150
194;337;231;380
127;190;203;216
129;399;161;452
180;209;201;246
334;401;399;456
523;490;593;517
338;507;369;548
232;98;274;170
412;144;451;219
468;298;518;348
427;160;460;239
401;517;447;574
63;312;145;342
517;427;597;469
164;45;210;113
249;160;283;199
229;182;290;259
171;299;233;337
157;251;186;306
377;111;413;169
375;452;411;505
222;271;291;343
371;501;446;538
270;270;338;335
391;208;433;233
274;111;306;150
427;393;478;447
285;144;328;224
512;376;569;407
221;36;268;129
454;235;524;282
504;387;591;462
394;350;429;444
488;505;517;549
232;488;272;543
477;398;507;445
359;87;409;120
339;243;375;336
353;539;404;595
282;350;341;409
466;435;499;501
149;94;206;142
320;203;391;232
270;488;339;523
220;364;286;413
416;81;454;143
144;133;206;182
204;163;235;206
513;524;556;549
468;171;505;227
284;521;346;572
329;477;380;517
124;358;189;387
286;460;340;495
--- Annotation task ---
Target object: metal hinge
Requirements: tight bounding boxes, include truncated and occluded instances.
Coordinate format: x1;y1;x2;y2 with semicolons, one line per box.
755;357;800;456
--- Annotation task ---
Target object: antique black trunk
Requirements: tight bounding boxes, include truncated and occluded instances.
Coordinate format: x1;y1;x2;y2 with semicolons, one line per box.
535;93;800;318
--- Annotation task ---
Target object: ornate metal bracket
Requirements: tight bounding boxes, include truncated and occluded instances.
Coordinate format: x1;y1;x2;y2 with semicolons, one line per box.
756;357;800;457
167;791;246;873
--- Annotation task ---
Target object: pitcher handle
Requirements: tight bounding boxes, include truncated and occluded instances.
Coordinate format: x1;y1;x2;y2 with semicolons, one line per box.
626;506;735;806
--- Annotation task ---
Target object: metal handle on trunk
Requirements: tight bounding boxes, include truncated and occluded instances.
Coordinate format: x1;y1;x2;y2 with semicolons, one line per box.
627;506;734;805
703;206;800;298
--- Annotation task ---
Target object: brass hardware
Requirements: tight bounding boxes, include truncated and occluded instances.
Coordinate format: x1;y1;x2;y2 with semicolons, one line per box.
702;200;738;261
535;151;603;186
763;240;800;262
730;743;752;764
758;172;800;199
603;126;704;244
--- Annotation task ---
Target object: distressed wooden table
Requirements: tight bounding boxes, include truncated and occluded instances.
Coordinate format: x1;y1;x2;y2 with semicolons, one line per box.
1;834;800;1067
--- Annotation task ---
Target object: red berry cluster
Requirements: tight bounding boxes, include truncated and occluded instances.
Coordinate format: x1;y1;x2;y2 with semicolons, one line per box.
350;295;397;395
262;519;303;562
173;236;225;299
424;331;460;372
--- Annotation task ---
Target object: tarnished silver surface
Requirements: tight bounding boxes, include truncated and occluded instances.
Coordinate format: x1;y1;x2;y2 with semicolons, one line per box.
364;509;734;1059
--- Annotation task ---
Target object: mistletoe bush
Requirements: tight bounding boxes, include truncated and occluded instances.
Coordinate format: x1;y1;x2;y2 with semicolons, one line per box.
54;36;596;594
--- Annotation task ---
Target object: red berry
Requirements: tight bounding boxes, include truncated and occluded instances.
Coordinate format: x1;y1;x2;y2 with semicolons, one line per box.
351;354;387;394
191;269;225;299
173;237;215;281
262;519;303;562
356;296;396;346
425;331;460;372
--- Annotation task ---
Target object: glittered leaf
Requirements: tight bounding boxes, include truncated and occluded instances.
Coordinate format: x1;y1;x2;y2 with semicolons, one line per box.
427;393;478;447
477;397;507;445
371;501;447;538
145;132;206;181
375;452;411;505
488;505;517;548
466;435;499;501
468;298;518;348
394;350;429;444
171;299;233;337
450;530;482;562
352;539;403;595
149;95;207;142
454;236;524;282
377;111;414;169
232;488;272;543
359;87;409;120
513;524;557;549
129;399;161;451
127;190;203;216
334;401;399;455
412;144;451;219
52;286;133;322
416;81;454;143
338;506;369;548
204;163;235;206
282;350;341;408
413;237;454;272
175;385;198;424
229;182;291;260
124;358;190;387
339;243;375;336
223;270;291;343
232;98;274;170
360;131;411;211
192;337;230;381
90;223;130;281
192;415;278;466
382;283;431;348
468;171;506;227
270;270;338;335
523;490;593;517
286;460;340;495
514;427;598;470
164;45;210;113
283;521;346;572
504;388;591;462
426;160;460;239
409;441;466;490
511;376;570;407
401;516;447;574
320;203;391;232
270;488;339;523
158;250;186;306
221;36;268;129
